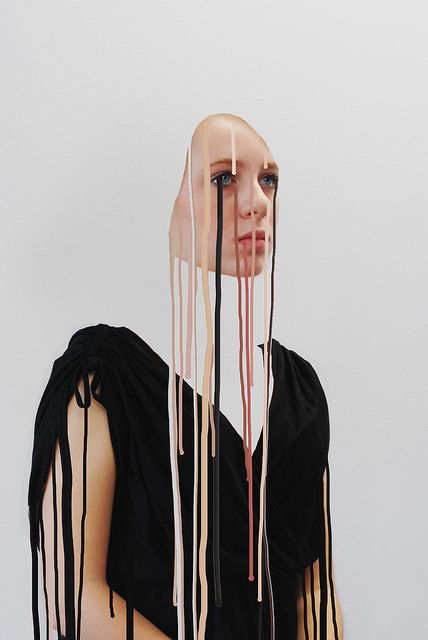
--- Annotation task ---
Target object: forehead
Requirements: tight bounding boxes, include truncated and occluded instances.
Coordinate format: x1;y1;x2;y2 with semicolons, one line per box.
192;118;277;171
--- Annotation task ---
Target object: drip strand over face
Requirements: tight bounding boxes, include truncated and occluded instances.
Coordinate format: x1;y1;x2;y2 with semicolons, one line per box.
168;113;280;639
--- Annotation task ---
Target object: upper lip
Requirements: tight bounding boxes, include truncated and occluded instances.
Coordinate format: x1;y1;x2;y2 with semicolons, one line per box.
238;230;267;241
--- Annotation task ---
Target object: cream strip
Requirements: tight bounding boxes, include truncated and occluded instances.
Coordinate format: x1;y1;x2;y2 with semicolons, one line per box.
168;246;185;639
249;174;255;387
185;257;193;381
187;143;200;640
243;241;255;582
178;225;184;455
231;134;247;458
233;184;249;572
257;198;271;600
198;122;213;639
231;126;236;175
261;185;278;635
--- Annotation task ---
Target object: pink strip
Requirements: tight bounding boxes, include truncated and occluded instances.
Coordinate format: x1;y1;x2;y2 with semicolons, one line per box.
243;241;255;583
249;174;255;387
178;249;184;455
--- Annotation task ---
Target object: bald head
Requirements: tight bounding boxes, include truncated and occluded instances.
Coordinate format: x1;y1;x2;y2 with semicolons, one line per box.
178;113;270;190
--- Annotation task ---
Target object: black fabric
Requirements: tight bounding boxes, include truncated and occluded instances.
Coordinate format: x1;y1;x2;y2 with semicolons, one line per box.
28;322;334;639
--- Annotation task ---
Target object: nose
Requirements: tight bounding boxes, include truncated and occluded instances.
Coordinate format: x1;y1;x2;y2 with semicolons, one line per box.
237;176;269;221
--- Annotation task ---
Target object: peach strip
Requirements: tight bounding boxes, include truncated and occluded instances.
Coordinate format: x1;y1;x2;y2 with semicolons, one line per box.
168;243;185;638
257;198;271;601
178;221;184;455
249;172;255;387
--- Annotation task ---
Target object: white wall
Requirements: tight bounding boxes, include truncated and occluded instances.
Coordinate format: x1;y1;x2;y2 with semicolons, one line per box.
1;1;427;637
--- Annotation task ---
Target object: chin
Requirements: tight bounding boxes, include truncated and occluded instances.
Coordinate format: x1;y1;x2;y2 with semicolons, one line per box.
217;260;267;278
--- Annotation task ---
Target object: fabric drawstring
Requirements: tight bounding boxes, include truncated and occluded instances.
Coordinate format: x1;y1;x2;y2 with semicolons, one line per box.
39;513;50;640
51;392;63;638
29;482;41;640
300;569;310;640
126;529;134;639
109;584;115;618
74;358;91;640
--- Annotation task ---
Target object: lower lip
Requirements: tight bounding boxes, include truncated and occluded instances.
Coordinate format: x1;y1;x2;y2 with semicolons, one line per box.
239;237;266;250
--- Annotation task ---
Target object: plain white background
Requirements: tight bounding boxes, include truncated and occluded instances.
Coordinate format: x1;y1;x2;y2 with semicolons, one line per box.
1;1;427;638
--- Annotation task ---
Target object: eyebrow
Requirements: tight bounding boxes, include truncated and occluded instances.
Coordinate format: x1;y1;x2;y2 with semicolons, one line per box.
209;157;279;173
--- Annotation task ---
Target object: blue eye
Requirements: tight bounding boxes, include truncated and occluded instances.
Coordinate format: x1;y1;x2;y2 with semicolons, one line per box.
210;171;279;188
211;171;233;186
260;174;279;188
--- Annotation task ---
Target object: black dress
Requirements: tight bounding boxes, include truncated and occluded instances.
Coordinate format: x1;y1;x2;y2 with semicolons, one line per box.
28;323;340;640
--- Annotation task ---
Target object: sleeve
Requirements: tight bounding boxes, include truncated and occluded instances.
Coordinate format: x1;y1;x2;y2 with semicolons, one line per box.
27;323;136;640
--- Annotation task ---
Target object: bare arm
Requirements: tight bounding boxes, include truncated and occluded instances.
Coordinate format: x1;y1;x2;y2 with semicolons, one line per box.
41;372;172;639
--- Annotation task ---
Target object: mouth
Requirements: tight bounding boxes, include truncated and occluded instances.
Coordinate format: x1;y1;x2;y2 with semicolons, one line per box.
237;230;269;251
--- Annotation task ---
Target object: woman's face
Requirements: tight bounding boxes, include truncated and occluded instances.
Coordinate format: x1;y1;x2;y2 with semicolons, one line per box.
170;115;279;277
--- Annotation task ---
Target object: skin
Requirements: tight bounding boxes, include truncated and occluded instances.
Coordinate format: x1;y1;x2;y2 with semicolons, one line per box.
41;113;344;638
169;113;280;277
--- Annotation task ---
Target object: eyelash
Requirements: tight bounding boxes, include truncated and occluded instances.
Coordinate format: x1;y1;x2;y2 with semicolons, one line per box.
211;171;279;188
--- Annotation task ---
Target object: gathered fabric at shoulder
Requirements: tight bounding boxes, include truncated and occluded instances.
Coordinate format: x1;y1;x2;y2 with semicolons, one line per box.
28;322;169;640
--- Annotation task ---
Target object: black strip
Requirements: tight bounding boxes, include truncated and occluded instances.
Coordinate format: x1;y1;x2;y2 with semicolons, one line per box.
76;359;90;640
58;384;76;639
29;491;40;639
51;395;62;638
39;514;50;640
310;561;317;640
300;570;310;640
126;530;134;639
109;585;115;618
266;179;279;640
212;175;224;608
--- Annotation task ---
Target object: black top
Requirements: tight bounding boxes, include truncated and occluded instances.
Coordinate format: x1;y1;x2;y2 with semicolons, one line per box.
28;323;339;640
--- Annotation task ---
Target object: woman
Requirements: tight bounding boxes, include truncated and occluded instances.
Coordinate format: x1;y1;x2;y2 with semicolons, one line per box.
28;113;344;639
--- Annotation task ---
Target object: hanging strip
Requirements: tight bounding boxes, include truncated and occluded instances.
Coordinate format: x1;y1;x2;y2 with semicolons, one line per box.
318;465;328;640
325;461;341;639
168;239;186;639
212;176;224;608
58;382;76;639
39;512;50;640
177;214;185;456
74;358;91;640
50;392;62;638
230;134;250;591
249;170;255;387
263;179;279;639
242;242;255;582
187;141;201;640
126;530;134;640
30;460;41;640
198;120;214;640
257;200;271;601
185;151;194;383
